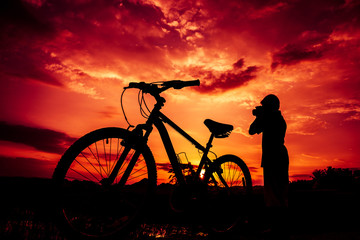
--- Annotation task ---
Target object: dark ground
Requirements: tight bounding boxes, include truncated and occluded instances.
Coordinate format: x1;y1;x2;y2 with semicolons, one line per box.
0;177;359;240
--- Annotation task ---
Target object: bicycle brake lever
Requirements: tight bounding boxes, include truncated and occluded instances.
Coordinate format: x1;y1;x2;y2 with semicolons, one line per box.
124;82;145;89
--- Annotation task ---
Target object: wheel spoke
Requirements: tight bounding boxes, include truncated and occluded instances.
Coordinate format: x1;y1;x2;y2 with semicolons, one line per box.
108;138;112;176
74;158;100;182
94;141;105;176
227;161;231;186
103;139;109;175
80;152;103;179
230;162;235;186
128;161;146;177
87;145;106;178
110;138;122;173
68;167;95;182
127;171;147;182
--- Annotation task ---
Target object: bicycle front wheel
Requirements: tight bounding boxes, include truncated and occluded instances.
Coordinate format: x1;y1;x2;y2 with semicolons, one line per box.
52;127;157;239
204;154;252;233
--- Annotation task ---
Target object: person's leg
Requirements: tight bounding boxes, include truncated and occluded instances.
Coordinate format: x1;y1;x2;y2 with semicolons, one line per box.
263;167;290;239
263;167;277;232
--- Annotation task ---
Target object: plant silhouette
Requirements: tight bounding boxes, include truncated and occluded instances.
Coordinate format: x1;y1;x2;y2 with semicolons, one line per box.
312;166;354;189
168;163;195;184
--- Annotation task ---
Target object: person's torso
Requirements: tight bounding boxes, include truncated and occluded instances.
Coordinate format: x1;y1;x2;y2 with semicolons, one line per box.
261;111;288;167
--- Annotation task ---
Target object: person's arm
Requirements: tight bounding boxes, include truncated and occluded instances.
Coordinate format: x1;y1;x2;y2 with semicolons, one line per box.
249;116;263;135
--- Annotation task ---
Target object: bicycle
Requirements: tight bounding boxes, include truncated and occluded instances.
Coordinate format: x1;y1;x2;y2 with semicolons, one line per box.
52;80;252;239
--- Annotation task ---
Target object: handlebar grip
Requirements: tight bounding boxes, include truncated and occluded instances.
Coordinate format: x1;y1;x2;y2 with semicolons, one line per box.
126;82;147;89
183;79;200;87
169;79;200;89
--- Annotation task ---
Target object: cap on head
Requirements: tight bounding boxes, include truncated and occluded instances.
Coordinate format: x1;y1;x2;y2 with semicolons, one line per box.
261;94;280;110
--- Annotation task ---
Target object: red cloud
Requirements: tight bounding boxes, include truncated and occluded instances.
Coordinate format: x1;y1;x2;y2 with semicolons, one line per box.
0;46;63;86
0;156;56;178
0;121;76;154
189;59;259;93
271;44;323;69
157;163;172;172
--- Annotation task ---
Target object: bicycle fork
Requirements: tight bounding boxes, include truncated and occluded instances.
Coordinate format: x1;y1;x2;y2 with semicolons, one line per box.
101;146;131;186
101;127;147;186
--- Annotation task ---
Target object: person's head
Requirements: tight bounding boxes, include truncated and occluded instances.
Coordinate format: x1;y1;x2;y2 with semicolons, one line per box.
261;94;280;111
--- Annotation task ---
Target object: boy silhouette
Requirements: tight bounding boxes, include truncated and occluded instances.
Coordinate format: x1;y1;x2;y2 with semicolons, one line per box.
249;94;289;237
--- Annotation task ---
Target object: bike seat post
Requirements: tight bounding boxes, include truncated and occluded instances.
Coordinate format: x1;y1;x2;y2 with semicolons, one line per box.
204;133;215;156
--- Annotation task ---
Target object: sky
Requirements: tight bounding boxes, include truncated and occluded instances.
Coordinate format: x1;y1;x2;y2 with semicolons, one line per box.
0;0;359;185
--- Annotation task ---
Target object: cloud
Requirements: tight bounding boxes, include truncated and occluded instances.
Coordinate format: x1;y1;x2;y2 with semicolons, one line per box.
286;97;360;136
270;1;360;69
0;0;62;86
157;162;199;172
271;44;323;69
2;0;359;84
271;30;359;69
318;98;360;116
157;163;172;172
0;155;55;178
188;59;259;93
0;0;53;34
98;106;121;119
248;166;260;173
270;30;331;69
0;46;64;86
0;0;174;88
290;174;312;180
0;122;76;154
233;127;251;138
286;115;328;136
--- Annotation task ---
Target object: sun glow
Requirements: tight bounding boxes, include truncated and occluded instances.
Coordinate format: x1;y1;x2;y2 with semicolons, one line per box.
200;169;205;180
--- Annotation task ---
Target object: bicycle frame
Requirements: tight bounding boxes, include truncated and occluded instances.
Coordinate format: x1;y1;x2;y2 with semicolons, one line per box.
153;111;213;185
107;85;228;188
105;96;216;187
121;91;215;186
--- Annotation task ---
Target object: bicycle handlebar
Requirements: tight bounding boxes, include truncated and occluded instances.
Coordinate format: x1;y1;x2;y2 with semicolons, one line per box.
125;79;200;94
121;80;200;125
162;79;200;89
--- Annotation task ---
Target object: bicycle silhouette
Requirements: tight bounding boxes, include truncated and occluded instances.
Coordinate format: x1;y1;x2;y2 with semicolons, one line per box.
52;80;252;239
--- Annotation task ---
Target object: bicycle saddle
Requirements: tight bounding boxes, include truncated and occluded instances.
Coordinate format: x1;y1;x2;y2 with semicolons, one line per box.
204;119;234;138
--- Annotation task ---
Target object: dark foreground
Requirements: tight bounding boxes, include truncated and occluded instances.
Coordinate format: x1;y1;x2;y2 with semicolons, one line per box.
1;177;360;240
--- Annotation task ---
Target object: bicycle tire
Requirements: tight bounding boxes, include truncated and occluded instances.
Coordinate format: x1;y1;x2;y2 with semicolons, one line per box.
204;154;252;233
52;127;157;239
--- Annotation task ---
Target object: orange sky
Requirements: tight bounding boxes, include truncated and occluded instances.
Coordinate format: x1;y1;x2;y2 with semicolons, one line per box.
1;0;359;185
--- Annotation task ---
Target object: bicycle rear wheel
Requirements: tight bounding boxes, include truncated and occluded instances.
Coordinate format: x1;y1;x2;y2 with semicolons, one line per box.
52;127;157;239
204;154;252;233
